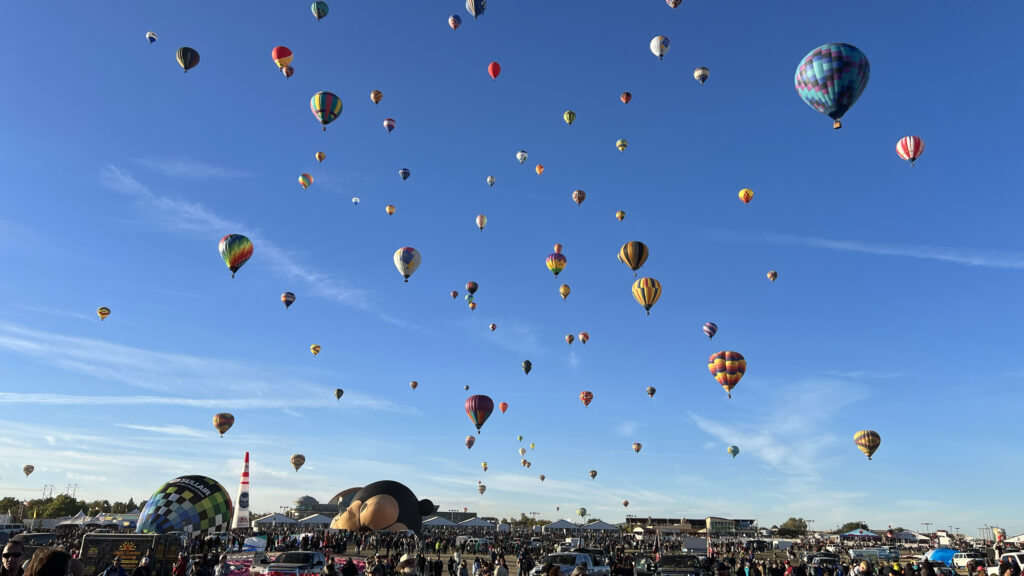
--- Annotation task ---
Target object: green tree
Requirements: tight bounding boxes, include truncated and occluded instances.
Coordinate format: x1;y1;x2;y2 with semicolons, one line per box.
838;522;869;534
40;494;86;518
778;517;808;537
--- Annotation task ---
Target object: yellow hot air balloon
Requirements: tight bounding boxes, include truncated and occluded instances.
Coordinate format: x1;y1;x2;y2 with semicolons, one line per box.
476;214;487;231
854;430;881;460
738;188;753;205
386;204;396;216
290;454;305;471
529;442;535;450
315;151;326;163
213;413;234;437
97;307;111;321
563;110;576;125
559;284;570;301
370;90;383;105
481;461;488;471
618;241;649;275
632;278;661;315
616;139;628;152
310;344;322;357
615;210;625;222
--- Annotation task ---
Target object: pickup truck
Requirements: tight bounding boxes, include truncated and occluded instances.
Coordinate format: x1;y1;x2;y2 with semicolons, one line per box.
256;551;328;576
986;553;1024;576
530;552;611;576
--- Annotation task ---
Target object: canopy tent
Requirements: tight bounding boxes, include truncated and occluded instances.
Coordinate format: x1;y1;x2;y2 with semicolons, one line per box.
253;513;297;526
583;520;619;531
298;514;333;525
543;519;580;533
459;517;495;528
895;531;930;543
57;510;89;527
423;516;458;527
841;529;880;538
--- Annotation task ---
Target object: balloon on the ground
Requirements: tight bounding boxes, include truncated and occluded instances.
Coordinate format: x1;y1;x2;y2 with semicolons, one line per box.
176;47;199;73
329;480;434;534
896;136;925;166
97;307;111;321
794;43;870;129
465;395;494;433
708;351;745;398
632;277;661;314
854;430;881;460
281;292;296;309
393;247;421;282
219;234;253;278
136;475;232;538
310;91;342;131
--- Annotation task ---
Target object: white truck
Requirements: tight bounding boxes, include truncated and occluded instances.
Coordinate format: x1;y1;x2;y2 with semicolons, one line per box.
850;548;901;562
530;552;611;576
986;552;1024;576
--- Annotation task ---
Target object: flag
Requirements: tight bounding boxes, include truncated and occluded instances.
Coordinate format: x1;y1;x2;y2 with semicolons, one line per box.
21;501;29;507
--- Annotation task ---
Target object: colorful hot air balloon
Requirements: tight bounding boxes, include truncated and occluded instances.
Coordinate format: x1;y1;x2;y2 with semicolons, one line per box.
632;442;642;453
728;445;740;458
465;294;475;304
619;241;649;275
646;386;656;398
489;323;497;331
466;0;486;19
465;395;494;433
382;118;396;134
650;36;670;60
517;435;523;442
477;484;486;495
486;175;495;187
499;401;508;414
767;270;778;282
310;344;321;357
146;31;158;44
632;277;662;315
311;1;329;21
370;90;383;105
546;253;567;277
666;0;682;8
738;188;753;204
563;110;576;126
219;234;253;278
616;139;628;152
553;243;563;254
213;413;234;437
535;164;544;176
708;351;745;398
385;205;396;216
310;91;343;131
468;302;477;311
335;388;343;400
620;92;632;104
271;46;293;69
290;454;305;471
393;247;421;282
281;292;296;309
136;476;232;538
282;65;294;78
896;136;925;166
22;465;34;476
465;435;476;449
488;61;501;80
449;14;462;30
579;391;593;407
315;151;326;163
559;284;570;301
694;67;710;86
794;43;870;129
465;282;478;296
703;322;718;339
854;430;881;460
616;210;625;221
588;470;597;480
516;150;528;164
481;462;488;472
97;307;111;321
578;332;589;345
176;47;199;73
566;334;575;345
576;508;586;518
572;190;586;205
399;168;410;181
476;214;487;231
522;360;532;375
299;173;313;189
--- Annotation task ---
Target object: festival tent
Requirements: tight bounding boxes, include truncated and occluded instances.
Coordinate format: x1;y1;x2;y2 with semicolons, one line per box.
841;529;880;539
895;531;930;543
583;520;619;531
459;517;495;528
298;514;332;526
543;520;580;533
253;513;297;526
423;516;458;527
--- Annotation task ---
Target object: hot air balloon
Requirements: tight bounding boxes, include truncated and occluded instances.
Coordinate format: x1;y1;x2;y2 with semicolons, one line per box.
22;465;34;476
385;205;396;216
559;284;570;301
137;476;232;538
703;322;718;339
315;151;326;163
410;381;418;390
738;188;753;204
352;197;360;206
519;447;527;457
489;323;497;331
517;435;523;442
854;430;881;460
466;0;486;19
310;344;321;357
563;111;576;126
632;443;642;453
728;445;740;458
896;136;925;166
565;334;575;346
708;351;745;398
477;485;486;495
97;307;111;321
615;210;626;221
468;302;477;311
694;67;710;85
394;247;421;282
499;401;508;414
399;168;410;181
465;395;494;433
535;164;544;176
271;46;293;69
466;282;478;295
176;47;199;73
449;14;462;30
578;332;589;345
310;91;342;131
632;278;662;315
646;386;656;398
794;43;870;129
546;253;566;277
486;175;495;187
667;0;682;8
465;293;475;304
572;190;586;205
616;139;628;152
622;500;630;507
219;234;253;278
382;118;396;134
311;1;329;21
577;508;587;518
370;90;383;105
451;291;459;299
579;391;593;407
767;271;778;282
281;292;296;309
213;413;234;437
522;360;532;375
146;32;158;44
650;36;670;60
621;92;632;104
465;385;470;391
529;442;535;450
290;454;305;471
465;435;476;449
476;214;487;231
538;474;545;482
619;241;649;275
588;470;597;480
335;388;343;400
516;150;528;164
553;243;563;253
299;173;313;189
481;462;488;472
488;62;501;80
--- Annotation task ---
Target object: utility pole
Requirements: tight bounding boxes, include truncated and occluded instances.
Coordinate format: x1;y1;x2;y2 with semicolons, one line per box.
922;522;933;534
42;484;54;498
64;484;78;498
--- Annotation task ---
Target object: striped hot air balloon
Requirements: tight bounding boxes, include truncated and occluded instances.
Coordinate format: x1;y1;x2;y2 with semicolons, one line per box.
176;47;200;73
896;136;925;166
618;241;649;275
310;91;343;131
546;252;566;277
465;395;494;433
579;391;593;407
703;322;718;339
271;46;293;69
708;351;745;398
632;277;661;315
694;67;710;86
854;430;881;460
218;234;253;278
213;413;234;437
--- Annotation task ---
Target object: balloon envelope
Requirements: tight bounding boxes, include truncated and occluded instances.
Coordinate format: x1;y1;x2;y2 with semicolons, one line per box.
465;395;494;433
219;234;253;278
488;62;501;80
290;454;305;471
632;277;662;314
176;47;199;72
393;247;421;281
136;475;233;538
794;43;870;129
854;430;881;460
449;14;462;30
708;351;746;398
310;91;343;130
213;413;234;436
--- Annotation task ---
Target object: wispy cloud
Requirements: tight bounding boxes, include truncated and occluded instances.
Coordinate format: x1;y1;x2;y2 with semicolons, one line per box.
117;424;207;438
136;158;253;180
759;232;1024;270
0;391;414;414
824;370;902;380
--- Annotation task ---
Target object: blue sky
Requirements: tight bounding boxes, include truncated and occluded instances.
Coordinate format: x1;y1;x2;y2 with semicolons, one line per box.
1;1;1023;537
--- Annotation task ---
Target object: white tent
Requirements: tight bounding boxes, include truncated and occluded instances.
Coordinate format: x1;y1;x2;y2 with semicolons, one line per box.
253;513;297;526
459;517;495;528
298;514;332;526
423;516;458;527
543;520;580;533
1006;533;1024;544
57;510;89;527
583;520;619;531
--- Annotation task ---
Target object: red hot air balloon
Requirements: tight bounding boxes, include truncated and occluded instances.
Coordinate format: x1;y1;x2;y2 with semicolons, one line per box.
465;395;494;433
466;282;479;295
579;391;593;407
488;62;501;80
621;92;632;104
499;401;508;414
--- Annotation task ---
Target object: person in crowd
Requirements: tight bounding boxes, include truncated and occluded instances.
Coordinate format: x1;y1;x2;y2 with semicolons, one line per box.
132;557;152;576
22;547;82;576
213;556;230;576
101;557;128;576
2;541;26;576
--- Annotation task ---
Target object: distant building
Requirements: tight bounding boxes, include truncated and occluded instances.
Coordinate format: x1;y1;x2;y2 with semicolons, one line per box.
623;516;756;536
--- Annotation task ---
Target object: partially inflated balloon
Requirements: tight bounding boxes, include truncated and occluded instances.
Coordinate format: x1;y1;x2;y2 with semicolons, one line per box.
896;136;925;166
650;36;670;60
449;14;462;30
271;46;293;69
310;91;342;131
579;391;593;407
632;277;661;315
708;351;745;398
299;173;313;189
290;454;305;471
854;430;881;460
137;476;232;538
646;386;656;398
311;1;329;21
370;90;383;105
176;47;199;73
219;234;253;278
393;247;421;282
465;395;494;433
794;43;870;129
213;413;234;437
694;67;709;86
559;284;570;301
281;292;296;309
97;307;111;321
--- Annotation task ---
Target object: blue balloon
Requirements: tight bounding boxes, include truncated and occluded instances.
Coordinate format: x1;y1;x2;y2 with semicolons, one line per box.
794;43;870;129
466;0;485;19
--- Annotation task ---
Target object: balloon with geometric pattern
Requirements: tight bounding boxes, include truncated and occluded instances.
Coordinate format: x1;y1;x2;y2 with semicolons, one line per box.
136;475;233;538
708;351;745;398
794;43;870;129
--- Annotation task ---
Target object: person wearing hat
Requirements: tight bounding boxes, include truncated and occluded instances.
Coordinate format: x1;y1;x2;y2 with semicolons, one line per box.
101;557;128;576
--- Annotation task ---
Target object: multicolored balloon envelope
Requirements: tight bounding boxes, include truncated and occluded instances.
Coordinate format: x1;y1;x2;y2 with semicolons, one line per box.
136;476;233;538
708;351;745;398
632;277;661;314
219;234;253;278
393;247;421;282
896;136;925;166
854;430;881;460
465;395;494;433
310;91;343;131
794;43;870;129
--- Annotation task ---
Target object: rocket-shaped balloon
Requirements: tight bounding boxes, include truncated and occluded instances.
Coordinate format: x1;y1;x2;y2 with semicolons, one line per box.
231;451;250;529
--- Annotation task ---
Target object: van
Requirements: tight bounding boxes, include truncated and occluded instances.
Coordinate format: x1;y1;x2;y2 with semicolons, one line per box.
952;552;985;569
0;524;24;536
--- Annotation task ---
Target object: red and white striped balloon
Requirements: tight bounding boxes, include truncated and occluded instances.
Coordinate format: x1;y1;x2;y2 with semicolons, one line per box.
896;136;925;166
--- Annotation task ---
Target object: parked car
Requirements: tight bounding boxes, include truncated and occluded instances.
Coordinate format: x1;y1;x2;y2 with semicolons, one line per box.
264;551;328;576
952;552;986;570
